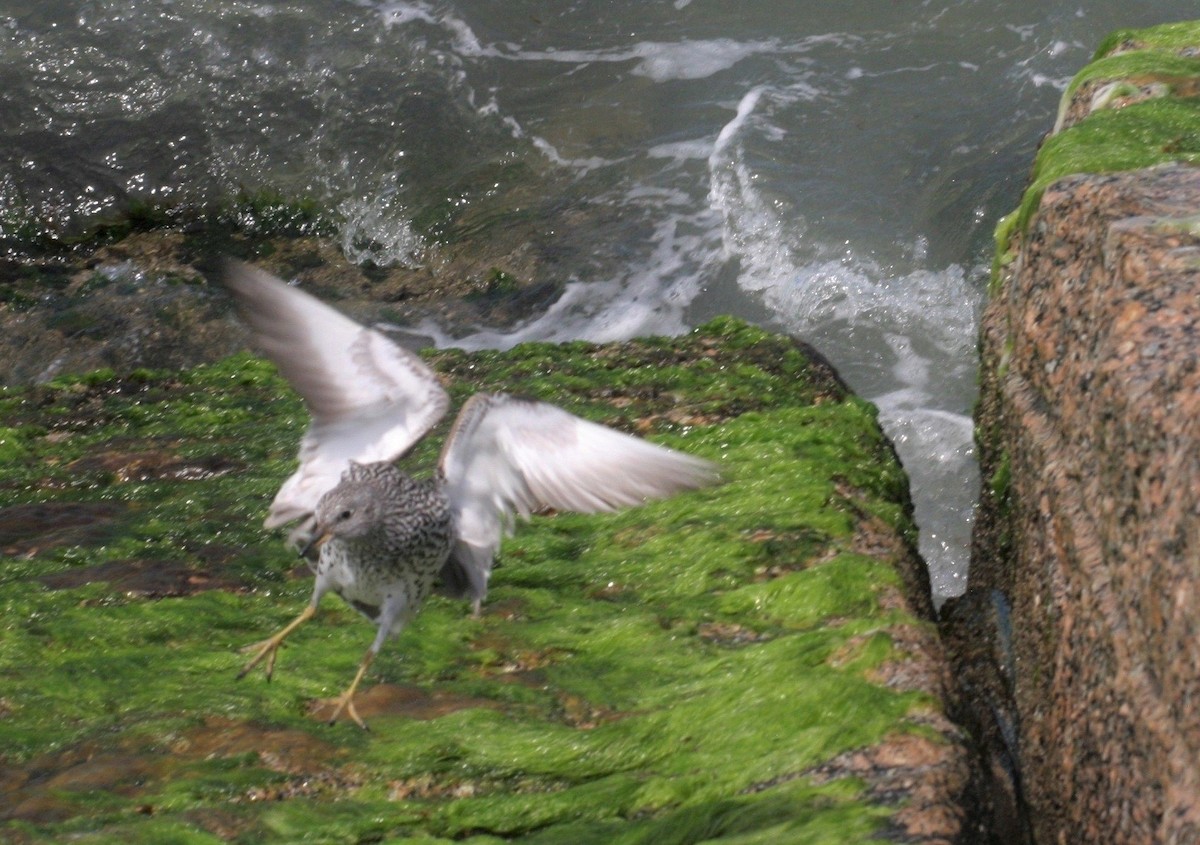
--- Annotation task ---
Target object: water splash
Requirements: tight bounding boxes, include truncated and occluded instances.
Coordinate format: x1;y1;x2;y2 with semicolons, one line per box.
338;193;424;269
409;205;718;350
705;82;983;597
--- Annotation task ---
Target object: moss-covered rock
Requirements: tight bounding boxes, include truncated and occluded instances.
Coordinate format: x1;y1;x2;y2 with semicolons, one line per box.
991;20;1200;284
0;319;971;843
950;19;1200;845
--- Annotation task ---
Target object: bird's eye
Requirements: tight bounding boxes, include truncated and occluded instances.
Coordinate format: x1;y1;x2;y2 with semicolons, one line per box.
339;509;352;521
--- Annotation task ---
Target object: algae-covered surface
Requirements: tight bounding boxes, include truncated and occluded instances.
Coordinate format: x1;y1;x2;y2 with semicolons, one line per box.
0;318;945;843
993;20;1200;278
984;20;1200;510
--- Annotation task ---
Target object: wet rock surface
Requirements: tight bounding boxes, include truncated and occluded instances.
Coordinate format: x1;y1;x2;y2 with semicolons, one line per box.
807;726;973;845
0;221;564;386
0;501;127;557
960;162;1200;844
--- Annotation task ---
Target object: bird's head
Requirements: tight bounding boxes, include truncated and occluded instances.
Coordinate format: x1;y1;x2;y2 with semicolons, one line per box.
306;479;384;552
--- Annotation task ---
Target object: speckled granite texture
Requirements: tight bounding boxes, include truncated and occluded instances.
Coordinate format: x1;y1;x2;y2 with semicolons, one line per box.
962;162;1200;844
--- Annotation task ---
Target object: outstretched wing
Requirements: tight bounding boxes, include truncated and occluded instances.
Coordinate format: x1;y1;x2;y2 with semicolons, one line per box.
436;393;720;602
222;259;450;528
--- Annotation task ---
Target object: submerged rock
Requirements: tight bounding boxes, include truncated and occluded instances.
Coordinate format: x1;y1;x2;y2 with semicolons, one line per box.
0;319;977;843
0;223;566;386
0;155;621;387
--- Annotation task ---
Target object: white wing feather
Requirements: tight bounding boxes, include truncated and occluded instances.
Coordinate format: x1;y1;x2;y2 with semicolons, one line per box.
223;259;450;527
437;393;720;601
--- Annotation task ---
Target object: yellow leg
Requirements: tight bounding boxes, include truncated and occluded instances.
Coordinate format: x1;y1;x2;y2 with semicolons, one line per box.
325;649;376;730
237;603;317;681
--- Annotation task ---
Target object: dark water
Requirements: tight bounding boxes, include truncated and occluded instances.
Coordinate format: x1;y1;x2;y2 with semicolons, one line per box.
2;0;1195;596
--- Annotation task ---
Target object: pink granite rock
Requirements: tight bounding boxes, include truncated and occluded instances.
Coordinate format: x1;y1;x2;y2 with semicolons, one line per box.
960;162;1200;844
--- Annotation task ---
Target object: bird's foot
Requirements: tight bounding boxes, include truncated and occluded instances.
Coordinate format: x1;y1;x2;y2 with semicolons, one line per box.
318;689;369;730
236;604;317;681
237;635;284;681
316;647;376;729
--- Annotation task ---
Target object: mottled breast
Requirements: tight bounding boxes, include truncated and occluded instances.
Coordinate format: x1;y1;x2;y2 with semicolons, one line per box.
317;464;452;619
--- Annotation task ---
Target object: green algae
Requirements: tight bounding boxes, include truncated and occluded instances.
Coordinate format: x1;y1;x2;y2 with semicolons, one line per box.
1061;50;1200;100
992;21;1200;289
995;97;1200;277
1;319;938;843
213;189;335;241
1094;20;1200;59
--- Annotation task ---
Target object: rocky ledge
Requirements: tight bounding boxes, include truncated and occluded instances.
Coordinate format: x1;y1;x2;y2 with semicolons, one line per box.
0;317;977;843
944;21;1200;845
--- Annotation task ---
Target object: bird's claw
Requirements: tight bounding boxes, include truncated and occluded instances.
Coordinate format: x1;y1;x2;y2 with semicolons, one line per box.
237;635;286;681
322;691;368;730
235;604;317;682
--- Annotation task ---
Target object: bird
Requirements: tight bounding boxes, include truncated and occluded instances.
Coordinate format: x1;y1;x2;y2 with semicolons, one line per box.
223;259;720;728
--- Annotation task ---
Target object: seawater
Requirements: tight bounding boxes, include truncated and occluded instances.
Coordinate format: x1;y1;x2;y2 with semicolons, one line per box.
2;0;1196;597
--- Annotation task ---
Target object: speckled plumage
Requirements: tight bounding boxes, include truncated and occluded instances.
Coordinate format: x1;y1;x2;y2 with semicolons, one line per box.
239;461;457;729
312;462;451;639
225;259;721;728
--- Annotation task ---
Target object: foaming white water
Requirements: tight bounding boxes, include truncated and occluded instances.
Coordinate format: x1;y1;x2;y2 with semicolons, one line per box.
370;0;784;80
705;83;983;597
367;0;862;88
629;39;781;83
711;87;768;164
489;38;783;82
372;0;487;56
733;253;982;596
495;113;627;174
876;399;978;597
410;205;719;351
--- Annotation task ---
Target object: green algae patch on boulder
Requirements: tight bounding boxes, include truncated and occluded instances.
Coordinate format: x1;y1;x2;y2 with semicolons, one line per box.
1093;20;1200;58
0;319;965;843
993;20;1200;281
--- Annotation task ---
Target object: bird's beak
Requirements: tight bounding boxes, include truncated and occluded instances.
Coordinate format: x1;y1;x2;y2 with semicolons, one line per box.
300;529;333;559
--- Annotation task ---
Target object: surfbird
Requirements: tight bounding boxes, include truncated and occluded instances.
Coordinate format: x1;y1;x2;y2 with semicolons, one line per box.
224;260;720;728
